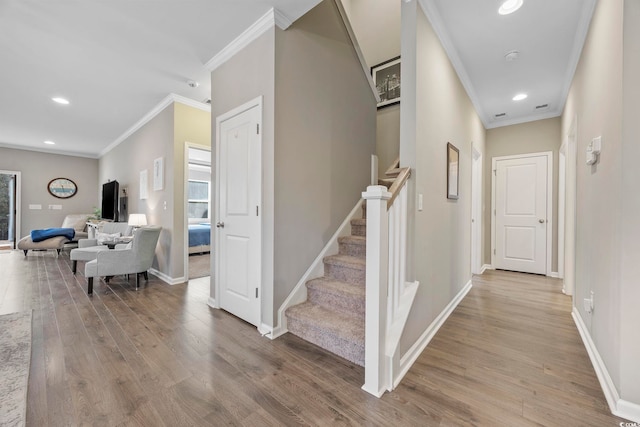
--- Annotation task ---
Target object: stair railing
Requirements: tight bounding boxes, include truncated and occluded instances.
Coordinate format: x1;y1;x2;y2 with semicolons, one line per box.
362;158;418;397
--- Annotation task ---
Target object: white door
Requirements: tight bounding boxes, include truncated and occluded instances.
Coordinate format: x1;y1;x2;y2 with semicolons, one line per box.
217;103;261;326
493;154;549;274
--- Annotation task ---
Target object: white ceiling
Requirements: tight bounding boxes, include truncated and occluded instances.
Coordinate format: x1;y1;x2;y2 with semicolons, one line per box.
424;0;596;129
0;0;597;159
0;0;321;158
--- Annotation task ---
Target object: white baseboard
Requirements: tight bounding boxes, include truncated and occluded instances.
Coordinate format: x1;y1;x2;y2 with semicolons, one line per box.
549;271;560;278
149;268;186;285
480;264;493;274
394;280;472;388
207;297;217;309
572;308;640;423
258;323;273;337
617;400;640;424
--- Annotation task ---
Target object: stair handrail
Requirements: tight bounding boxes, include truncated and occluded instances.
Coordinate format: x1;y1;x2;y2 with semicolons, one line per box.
386;166;410;209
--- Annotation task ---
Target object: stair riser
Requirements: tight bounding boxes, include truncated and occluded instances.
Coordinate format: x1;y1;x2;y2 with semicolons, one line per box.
324;263;365;286
351;224;366;237
307;287;365;317
338;242;366;258
287;317;364;366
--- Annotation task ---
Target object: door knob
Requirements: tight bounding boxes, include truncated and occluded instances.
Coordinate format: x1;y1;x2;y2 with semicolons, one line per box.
216;222;225;228
539;219;545;223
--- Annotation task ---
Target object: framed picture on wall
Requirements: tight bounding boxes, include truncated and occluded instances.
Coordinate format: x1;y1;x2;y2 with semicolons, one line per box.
153;157;164;191
447;142;459;200
140;169;148;200
371;56;401;109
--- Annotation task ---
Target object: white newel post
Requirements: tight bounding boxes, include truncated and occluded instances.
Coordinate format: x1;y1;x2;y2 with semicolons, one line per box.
362;185;391;397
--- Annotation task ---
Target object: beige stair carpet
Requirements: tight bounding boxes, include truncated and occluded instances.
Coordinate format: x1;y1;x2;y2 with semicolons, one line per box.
286;217;366;366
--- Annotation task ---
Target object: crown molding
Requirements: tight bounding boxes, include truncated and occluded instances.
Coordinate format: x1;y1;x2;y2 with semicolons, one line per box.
274;8;293;29
171;93;211;113
100;94;210;158
485;110;562;129
205;8;279;72
557;0;597;121
418;0;488;127
0;141;99;159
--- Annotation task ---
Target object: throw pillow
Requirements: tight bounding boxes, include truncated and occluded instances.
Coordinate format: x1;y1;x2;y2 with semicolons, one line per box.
62;215;89;232
96;232;121;244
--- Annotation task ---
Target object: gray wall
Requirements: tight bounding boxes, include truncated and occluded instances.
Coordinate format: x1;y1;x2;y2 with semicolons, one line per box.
399;2;486;355
484;117;562;271
0;147;98;238
99;105;176;277
562;0;640;407
340;0;400;175
274;0;376;321
210;28;276;324
210;0;376;327
620;0;640;404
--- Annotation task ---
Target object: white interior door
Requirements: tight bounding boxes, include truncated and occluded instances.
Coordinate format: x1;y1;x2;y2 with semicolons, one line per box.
493;154;549;275
217;103;261;326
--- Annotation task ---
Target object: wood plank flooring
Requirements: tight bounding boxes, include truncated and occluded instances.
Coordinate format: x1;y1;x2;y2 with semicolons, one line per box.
0;249;626;426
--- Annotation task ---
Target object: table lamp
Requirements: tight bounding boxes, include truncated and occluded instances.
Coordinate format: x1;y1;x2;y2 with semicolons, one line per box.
128;213;147;231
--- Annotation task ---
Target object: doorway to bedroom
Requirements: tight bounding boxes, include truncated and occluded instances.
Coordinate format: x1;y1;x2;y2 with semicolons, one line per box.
185;146;212;285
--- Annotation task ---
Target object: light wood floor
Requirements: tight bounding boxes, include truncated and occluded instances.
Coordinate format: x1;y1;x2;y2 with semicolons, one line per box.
0;250;625;426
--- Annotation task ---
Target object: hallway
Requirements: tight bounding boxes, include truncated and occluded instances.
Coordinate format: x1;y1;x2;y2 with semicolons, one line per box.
0;250;624;425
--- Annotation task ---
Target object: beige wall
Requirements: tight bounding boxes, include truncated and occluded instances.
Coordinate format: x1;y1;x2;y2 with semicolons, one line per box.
0;147;99;238
99;102;210;280
172;103;211;278
210;28;276;324
340;0;401;176
484;117;562;271
100;105;175;276
340;0;400;67
620;0;640;404
562;0;640;408
376;104;400;174
210;0;376;327
399;2;486;355
273;0;376;322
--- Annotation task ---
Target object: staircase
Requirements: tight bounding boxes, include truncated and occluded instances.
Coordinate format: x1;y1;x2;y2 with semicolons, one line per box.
285;210;367;366
284;158;406;368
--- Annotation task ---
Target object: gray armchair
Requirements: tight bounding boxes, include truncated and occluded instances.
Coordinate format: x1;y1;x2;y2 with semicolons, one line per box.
85;225;162;294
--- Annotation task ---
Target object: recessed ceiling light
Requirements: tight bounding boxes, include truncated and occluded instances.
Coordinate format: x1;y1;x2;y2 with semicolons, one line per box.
512;93;528;101
504;50;520;62
52;97;70;105
498;0;523;15
44;140;56;145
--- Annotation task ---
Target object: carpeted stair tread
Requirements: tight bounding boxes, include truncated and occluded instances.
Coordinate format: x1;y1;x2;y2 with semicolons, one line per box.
338;235;366;245
350;218;366;226
306;278;365;315
285;302;364;366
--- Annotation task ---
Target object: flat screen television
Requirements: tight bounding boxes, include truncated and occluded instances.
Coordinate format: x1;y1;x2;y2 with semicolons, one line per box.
101;180;119;221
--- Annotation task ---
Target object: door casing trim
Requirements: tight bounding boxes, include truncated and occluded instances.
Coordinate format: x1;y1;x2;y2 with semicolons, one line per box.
490;151;553;276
